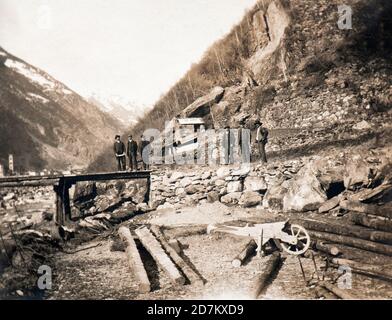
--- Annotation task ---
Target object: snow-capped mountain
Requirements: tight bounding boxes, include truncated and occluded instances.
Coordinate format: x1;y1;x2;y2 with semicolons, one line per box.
0;46;123;172
88;94;148;126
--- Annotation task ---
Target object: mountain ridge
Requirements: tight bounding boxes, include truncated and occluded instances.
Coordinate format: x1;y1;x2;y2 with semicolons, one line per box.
0;46;124;172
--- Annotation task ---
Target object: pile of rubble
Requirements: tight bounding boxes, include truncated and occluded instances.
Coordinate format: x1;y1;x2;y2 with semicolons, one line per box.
71;180;150;233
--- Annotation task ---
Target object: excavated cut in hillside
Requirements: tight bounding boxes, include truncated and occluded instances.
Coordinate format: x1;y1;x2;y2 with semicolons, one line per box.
90;0;392;171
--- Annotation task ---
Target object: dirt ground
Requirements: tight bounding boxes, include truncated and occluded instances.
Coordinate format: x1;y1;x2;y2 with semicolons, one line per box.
46;203;392;300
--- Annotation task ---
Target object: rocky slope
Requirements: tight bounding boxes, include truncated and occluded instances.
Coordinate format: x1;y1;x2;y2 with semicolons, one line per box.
91;0;392;171
0;47;124;172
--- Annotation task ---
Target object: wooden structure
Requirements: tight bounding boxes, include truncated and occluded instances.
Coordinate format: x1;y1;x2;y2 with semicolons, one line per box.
135;226;186;285
118;226;151;293
0;171;151;226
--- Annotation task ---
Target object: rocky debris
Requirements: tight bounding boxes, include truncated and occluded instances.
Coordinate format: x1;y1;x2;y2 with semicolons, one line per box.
69;180;149;220
0;227;59;299
73;182;97;210
78;213;112;232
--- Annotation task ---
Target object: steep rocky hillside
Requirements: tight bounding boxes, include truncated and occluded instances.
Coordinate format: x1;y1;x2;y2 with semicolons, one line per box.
91;0;392;171
0;47;124;172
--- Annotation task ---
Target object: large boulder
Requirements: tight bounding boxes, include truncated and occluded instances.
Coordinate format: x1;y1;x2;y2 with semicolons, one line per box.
227;181;243;193
210;86;244;128
181;86;225;118
244;176;267;192
239;191;262;208
283;168;328;212
185;185;204;195
343;155;371;189
220;192;242;205
263;180;289;211
207;191;220;203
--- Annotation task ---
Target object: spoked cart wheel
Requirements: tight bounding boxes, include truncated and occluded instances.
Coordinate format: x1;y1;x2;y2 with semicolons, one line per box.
280;224;310;255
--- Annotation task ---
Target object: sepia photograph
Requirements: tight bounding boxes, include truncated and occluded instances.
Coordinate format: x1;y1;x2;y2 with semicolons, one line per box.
0;0;391;309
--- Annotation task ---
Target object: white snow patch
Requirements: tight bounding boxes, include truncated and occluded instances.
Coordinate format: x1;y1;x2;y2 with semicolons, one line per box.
0;52;6;57
5;59;55;88
28;93;50;103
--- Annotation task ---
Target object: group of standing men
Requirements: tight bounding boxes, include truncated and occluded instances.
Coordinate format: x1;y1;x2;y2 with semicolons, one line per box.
113;135;151;171
113;120;269;171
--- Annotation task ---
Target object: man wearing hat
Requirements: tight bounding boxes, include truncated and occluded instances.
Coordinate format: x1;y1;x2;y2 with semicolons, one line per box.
127;135;138;171
113;135;126;171
255;120;269;163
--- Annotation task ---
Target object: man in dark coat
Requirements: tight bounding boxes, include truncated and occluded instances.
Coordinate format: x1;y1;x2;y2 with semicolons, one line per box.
113;135;126;171
255;120;269;163
127;135;138;171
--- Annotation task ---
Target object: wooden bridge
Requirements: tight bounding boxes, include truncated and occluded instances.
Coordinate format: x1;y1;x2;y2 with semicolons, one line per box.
0;171;152;226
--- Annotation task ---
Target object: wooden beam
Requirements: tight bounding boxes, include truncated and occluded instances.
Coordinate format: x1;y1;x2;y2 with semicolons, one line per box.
66;171;152;184
349;212;392;233
0;171;151;189
250;252;281;299
150;225;204;285
298;218;392;245
308;230;392;256
162;224;208;238
349;183;392;202
314;241;341;256
320;281;356;300
135;227;186;286
314;286;338;300
331;258;392;282
340;200;392;219
53;184;65;226
232;239;258;268
118;227;151;293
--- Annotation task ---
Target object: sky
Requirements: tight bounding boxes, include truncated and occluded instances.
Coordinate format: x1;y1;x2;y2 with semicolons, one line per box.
0;0;257;108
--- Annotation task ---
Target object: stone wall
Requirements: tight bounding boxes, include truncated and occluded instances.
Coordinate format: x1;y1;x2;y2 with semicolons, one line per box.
151;160;305;211
151;148;392;213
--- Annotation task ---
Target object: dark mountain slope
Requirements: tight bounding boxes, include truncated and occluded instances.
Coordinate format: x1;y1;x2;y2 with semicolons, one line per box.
0;47;124;172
